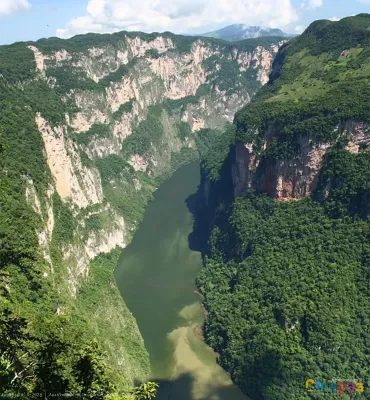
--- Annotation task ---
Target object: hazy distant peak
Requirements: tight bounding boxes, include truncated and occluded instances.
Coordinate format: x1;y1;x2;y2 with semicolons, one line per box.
200;24;296;42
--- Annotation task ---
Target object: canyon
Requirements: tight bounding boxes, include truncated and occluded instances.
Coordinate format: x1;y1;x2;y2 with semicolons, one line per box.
0;30;285;392
24;33;286;295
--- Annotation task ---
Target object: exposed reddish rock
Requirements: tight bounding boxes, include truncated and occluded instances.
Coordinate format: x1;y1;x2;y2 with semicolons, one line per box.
233;121;370;201
201;304;209;318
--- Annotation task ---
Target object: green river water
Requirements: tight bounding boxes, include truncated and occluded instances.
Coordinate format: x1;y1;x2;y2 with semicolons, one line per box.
114;161;247;400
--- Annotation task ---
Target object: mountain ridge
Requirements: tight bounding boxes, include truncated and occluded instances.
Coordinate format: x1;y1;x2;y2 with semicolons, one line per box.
200;24;296;42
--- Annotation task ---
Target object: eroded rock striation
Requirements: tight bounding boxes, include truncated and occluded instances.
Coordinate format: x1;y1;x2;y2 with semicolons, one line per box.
232;121;370;201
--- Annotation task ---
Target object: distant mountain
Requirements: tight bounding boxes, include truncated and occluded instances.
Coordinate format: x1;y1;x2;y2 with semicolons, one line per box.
200;24;296;41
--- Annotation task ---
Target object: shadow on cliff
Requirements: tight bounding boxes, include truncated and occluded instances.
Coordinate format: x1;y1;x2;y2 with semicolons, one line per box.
185;189;205;253
185;148;235;255
135;372;248;400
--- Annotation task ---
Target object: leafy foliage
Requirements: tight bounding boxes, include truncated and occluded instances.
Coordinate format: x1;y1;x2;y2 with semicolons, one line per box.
144;49;160;59
0;44;35;83
46;66;99;93
74;123;112;146
98;59;137;88
128;382;159;399
112;100;134;120
198;193;370;399
0;307;158;399
314;148;370;219
96;155;156;228
122;106;164;156
72;340;113;399
203;57;262;94
176;121;192;140
287;14;370;57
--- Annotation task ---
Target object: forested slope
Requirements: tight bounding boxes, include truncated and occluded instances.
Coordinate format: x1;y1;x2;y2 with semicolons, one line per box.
196;14;370;399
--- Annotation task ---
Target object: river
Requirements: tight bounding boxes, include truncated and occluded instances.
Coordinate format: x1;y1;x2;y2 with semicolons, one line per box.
114;161;247;400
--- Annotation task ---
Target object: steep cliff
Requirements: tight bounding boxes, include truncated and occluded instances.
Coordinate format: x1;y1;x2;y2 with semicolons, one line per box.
232;120;370;200
24;32;285;292
230;14;370;202
0;30;284;391
195;14;370;400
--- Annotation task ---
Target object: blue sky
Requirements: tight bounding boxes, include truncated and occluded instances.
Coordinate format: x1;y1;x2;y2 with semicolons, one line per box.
0;0;369;45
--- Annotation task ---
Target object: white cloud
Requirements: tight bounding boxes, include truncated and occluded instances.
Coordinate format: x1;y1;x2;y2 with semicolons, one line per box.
329;16;340;21
294;25;306;33
0;0;31;16
56;0;299;38
357;0;370;3
301;0;323;9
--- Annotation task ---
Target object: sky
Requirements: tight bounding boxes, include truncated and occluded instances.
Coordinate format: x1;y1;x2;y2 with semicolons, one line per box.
0;0;369;45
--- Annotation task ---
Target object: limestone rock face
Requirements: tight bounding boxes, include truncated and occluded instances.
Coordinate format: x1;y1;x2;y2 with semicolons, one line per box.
35;113;103;208
26;32;284;293
232;121;370;201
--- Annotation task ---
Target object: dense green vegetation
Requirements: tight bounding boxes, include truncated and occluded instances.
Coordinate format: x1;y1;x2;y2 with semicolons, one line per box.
122;105;164;156
0;126;154;399
1;304;158;399
144;49;160;59
96;155;156;229
0;43;35;83
235;14;370;156
46;66;99;93
198;146;370;399
201;124;236;181
198;190;370;399
73;248;151;392
176;121;192;140
46;60;138;94
98;59;137;88
203;57;262;95
74;123;112;146
314;148;370;219
113;100;134;120
196;14;370;400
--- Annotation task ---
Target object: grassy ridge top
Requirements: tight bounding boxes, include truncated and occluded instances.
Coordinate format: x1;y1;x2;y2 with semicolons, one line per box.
286;13;370;56
0;30;284;94
235;14;370;148
32;31;285;53
0;29;285;56
268;13;370;101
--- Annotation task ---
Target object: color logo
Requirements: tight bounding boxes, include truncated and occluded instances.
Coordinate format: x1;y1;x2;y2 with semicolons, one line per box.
306;379;365;395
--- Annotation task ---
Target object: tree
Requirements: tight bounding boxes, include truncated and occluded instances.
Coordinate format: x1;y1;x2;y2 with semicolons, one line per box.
0;307;36;396
128;382;159;399
72;339;114;399
32;331;71;398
